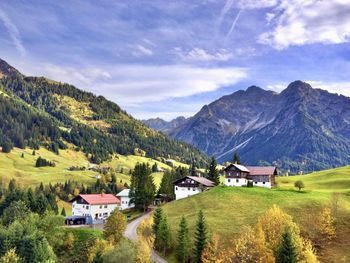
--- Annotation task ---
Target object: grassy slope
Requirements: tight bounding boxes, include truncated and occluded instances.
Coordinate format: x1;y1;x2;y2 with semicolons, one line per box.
162;166;350;262
0;147;189;188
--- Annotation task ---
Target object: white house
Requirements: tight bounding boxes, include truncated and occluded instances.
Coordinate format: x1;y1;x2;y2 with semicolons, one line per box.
174;176;214;200
116;189;135;210
224;164;277;188
70;194;120;222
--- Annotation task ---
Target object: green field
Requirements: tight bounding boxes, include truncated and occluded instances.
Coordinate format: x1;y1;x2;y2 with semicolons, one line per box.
161;166;350;262
0;147;188;188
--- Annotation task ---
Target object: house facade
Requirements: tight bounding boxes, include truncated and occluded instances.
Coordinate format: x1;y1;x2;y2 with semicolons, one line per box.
70;194;120;222
116;189;135;210
174;176;214;200
224;164;277;188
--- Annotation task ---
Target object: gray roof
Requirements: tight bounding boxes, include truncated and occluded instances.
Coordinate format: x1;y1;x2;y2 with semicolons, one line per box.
116;189;130;197
187;176;215;187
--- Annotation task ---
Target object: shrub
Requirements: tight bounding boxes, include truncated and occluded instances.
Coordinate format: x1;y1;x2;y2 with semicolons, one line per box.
294;180;305;191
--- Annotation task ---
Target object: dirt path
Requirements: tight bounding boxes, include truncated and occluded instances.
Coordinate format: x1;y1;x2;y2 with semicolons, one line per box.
124;212;168;263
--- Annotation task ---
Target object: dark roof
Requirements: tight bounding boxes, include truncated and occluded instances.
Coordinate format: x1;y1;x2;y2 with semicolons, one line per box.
70;194;120;205
174;176;215;187
246;166;277;176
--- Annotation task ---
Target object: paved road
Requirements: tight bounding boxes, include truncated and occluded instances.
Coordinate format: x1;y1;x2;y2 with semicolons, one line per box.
124;212;168;263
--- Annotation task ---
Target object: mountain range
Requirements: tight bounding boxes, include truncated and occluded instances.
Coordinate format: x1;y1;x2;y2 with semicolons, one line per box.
0;58;207;166
144;82;350;173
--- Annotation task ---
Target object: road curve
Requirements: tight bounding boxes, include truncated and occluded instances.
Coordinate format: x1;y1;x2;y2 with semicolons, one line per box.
124;212;168;263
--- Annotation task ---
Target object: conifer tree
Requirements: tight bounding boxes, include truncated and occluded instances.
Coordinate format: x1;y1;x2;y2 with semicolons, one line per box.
276;229;298;263
191;158;197;176
194;210;208;263
153;207;163;235
207;156;220;185
233;152;240;164
61;207;67;216
176;216;190;263
156;215;171;255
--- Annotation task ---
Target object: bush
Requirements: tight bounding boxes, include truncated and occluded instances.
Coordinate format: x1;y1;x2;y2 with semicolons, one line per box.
1;141;12;153
294;180;305;191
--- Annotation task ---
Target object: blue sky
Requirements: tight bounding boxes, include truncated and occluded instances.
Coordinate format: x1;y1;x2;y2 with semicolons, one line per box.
1;0;350;120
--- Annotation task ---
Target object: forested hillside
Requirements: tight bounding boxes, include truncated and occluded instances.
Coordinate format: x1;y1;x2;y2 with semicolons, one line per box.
0;58;207;165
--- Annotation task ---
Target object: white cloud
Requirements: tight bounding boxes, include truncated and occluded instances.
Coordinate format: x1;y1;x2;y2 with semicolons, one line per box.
258;0;350;49
23;63;247;107
132;44;153;56
174;47;233;62
236;0;278;9
0;9;26;57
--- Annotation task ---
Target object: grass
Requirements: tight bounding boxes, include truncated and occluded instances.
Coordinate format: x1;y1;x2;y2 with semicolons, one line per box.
160;166;350;262
277;166;350;192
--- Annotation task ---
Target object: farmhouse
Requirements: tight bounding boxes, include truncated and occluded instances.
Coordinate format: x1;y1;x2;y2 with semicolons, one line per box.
224;163;277;188
174;176;214;200
70;194;120;223
116;189;135;210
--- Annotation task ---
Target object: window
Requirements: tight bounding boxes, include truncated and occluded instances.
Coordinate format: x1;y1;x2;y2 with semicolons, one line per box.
236;179;239;183
100;205;102;209
263;182;266;184
103;212;108;218
86;206;89;209
175;187;178;190
188;187;190;191
254;182;257;184
82;205;85;208
104;205;108;208
228;179;231;182
193;188;195;191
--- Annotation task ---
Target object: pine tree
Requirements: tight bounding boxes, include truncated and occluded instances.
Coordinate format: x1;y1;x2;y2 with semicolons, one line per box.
61;207;67;216
32;150;36;156
207;156;220;185
191;158;197;176
153;207;163;235
176;216;190;263
156;215;171;255
276;229;298;263
194;210;208;263
233;152;240;164
158;170;175;199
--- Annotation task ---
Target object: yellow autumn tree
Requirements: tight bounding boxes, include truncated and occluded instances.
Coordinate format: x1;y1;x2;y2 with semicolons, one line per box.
135;237;152;263
227;225;274;263
201;235;224;263
318;207;336;241
87;238;113;263
257;204;303;256
0;249;21;263
300;238;319;263
103;209;127;245
64;232;75;250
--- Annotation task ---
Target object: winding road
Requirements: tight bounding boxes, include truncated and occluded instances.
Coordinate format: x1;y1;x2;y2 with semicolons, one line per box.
124;212;168;263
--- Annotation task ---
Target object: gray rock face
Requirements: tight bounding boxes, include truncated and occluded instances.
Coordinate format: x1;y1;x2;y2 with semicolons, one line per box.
168;81;350;173
142;116;187;133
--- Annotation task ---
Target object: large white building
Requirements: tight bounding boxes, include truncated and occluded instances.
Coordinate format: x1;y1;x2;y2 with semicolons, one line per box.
116;189;135;210
70;194;120;222
174;176;214;200
224;164;277;188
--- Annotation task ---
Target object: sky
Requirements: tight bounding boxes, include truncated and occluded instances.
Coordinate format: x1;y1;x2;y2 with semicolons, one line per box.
1;0;350;120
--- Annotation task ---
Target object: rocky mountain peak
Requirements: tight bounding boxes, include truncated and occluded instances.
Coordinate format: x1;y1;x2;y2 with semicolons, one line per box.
0;58;21;78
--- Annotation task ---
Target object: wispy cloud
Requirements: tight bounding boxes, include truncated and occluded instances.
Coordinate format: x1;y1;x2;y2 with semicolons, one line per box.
258;0;350;49
226;9;243;39
173;47;233;62
0;9;26;57
22;63;247;106
133;44;153;57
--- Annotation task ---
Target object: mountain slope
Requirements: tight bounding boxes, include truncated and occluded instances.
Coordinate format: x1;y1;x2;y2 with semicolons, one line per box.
169;81;350;173
142;116;187;133
0;58;207;165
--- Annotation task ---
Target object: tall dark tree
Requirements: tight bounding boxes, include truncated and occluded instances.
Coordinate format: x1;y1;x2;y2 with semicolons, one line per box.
207;156;220;185
155;215;171;255
129;163;156;211
233;151;241;164
194;210;208;263
176;216;190;263
233;152;241;164
190;158;197;177
152;162;158;173
1;140;12;153
158;170;175;199
276;229;298;263
61;207;67;217
153;207;164;235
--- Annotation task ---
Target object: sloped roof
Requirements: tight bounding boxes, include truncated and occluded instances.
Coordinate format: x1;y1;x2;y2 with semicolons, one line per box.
71;194;120;205
174;176;214;187
116;189;130;197
224;163;250;172
246;166;277;176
